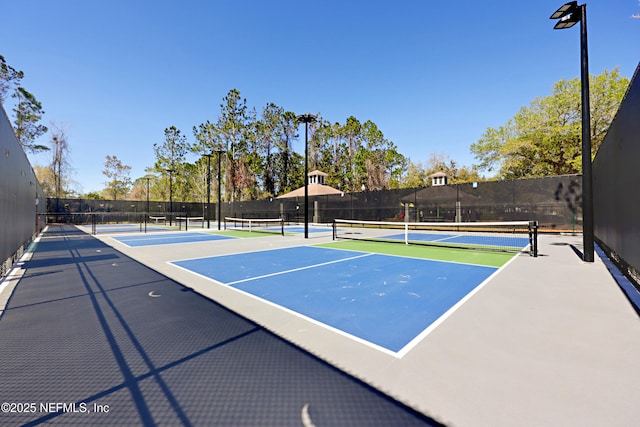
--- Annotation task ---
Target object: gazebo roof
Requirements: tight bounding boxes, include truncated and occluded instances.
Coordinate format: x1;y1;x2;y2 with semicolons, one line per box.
276;183;343;199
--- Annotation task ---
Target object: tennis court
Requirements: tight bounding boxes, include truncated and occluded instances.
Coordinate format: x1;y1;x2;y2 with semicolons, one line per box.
84;221;640;427
96;221;333;247
171;244;506;354
90;223;171;234
112;231;234;247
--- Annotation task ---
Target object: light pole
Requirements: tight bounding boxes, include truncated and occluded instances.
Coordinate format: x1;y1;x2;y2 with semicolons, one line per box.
166;168;174;226
550;1;594;262
145;176;151;215
296;113;317;239
215;149;225;231
204;153;214;229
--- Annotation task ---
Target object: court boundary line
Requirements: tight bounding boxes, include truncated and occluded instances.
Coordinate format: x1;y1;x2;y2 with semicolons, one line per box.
169;244;347;265
167;246;519;358
108;231;235;248
394;250;523;357
168;258;401;358
225;252;374;286
115;231;222;242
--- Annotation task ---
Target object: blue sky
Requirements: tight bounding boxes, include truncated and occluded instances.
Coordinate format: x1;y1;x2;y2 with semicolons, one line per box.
2;0;638;194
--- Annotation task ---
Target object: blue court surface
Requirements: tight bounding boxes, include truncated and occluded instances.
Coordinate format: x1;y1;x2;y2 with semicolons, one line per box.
91;223;170;234
171;246;498;354
113;232;234;247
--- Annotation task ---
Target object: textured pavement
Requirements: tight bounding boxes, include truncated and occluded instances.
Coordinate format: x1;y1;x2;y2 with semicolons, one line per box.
0;225;441;426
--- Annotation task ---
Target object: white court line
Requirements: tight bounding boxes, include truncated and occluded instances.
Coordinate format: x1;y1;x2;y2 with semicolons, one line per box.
116;232;208;241
110;232;226;248
169;245;520;358
225;252;375;286
431;234;460;242
168;256;400;358
394;250;523;358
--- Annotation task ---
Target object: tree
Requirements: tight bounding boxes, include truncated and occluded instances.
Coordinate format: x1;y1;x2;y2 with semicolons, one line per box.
471;68;630;179
358;120;406;190
255;103;283;197
1;56;48;153
102;155;132;200
152;126;189;202
0;55;23;103
33;165;56;197
402;154;480;189
13;88;48;153
311;116;405;191
84;191;102;200
49;124;72;199
273;111;302;195
215;89;250;202
403;161;430;188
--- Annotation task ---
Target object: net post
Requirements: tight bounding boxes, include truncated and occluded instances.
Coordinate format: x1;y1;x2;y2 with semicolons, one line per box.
529;221;538;257
280;217;284;236
333;220;337;240
224;217;227;231
185;211;189;232
404;222;409;245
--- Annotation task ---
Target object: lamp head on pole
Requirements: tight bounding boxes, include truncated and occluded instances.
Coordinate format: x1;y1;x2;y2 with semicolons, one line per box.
550;1;581;29
296;113;318;124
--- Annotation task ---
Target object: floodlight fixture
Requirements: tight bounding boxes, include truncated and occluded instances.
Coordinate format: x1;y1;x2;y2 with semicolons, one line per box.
549;2;594;262
550;1;578;20
551;2;581;29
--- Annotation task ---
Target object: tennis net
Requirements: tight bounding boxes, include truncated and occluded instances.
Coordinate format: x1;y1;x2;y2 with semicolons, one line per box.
333;219;538;256
176;216;205;230
224;217;285;236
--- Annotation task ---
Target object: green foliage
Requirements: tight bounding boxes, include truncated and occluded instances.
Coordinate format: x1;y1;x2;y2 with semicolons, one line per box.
13;87;48;153
0;55;24;103
102;155;132;200
152;125;190;203
84;191;103;200
1;56;48;153
33;165;56;198
216;89;251;202
471;68;629;179
310;116;405;192
404;153;481;188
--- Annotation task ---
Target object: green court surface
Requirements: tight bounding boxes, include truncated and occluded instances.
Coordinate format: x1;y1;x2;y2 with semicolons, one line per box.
318;240;516;267
210;229;277;238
